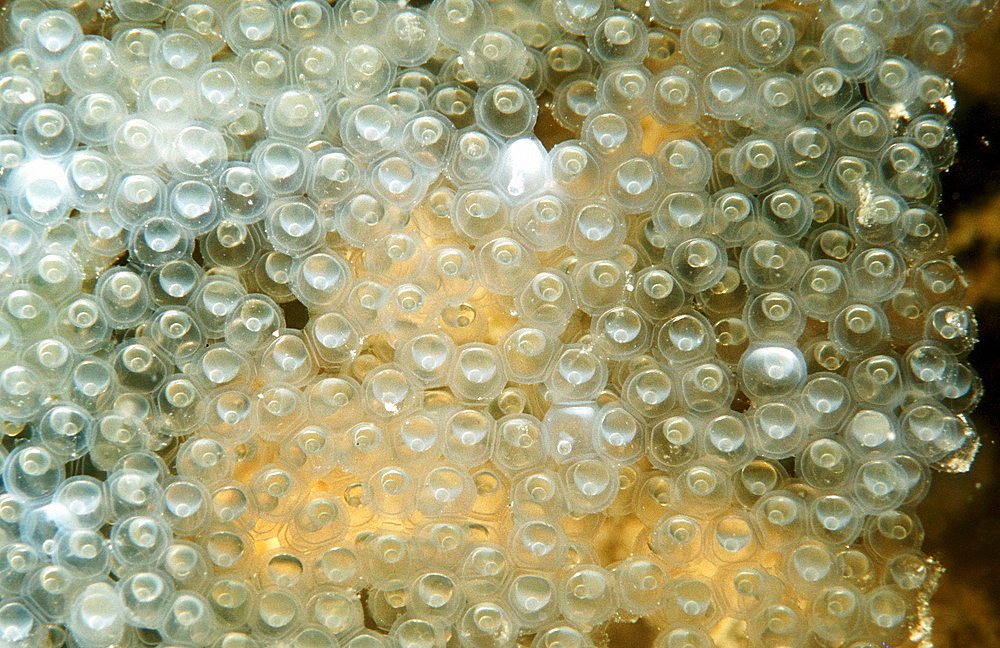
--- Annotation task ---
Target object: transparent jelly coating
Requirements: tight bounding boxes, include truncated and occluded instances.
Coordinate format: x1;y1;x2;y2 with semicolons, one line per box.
509;194;570;251
235;48;287;103
632;267;685;321
681;361;734;413
139;76;189;125
669;237;727;292
19;104;75;159
150;35;209;91
754;74;803;131
3;444;64;501
94;267;150;328
401;112;455;172
751;400;808;460
492;413;545;477
0;74;43;130
29;253;83;303
117;570;175;628
381;7;438;66
597;65;650;118
592;306;650;360
35;401;93;460
743;292;805;341
264;86;326;141
67;582;125;648
548;141;600;199
279;0;332;46
582;110;641;161
572;257;627;315
191;68;244;126
821;21;884;79
848;247;905;302
608;155;661;213
429;0;491;49
830;303;890;356
166;3;224;53
739;12;794;66
223;0;280;53
464;29;527;84
545;345;608;403
112;118;166;170
167;179;219;235
652;66;700;124
587;11;648;65
497;136;549;199
682;15;735;69
798;261;850;321
835;106;891;156
63;36;122;96
445;343;504;403
741;238;809;292
3;289;52;341
263;198;321;256
732;136;782;190
442;408;491;466
288;46;339;102
291;250;352;309
759;186;812;239
653;190;708;247
552;75;599;132
656;310;715;366
474;236;535;298
575;209;627;268
342;44;395;98
166;124;227;179
702;66;751;119
26;10;83;65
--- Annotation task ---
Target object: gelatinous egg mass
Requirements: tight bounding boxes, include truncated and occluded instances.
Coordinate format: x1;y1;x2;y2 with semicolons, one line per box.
0;0;983;647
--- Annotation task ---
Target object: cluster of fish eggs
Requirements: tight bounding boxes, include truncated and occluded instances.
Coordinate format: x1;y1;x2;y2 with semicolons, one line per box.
0;0;987;647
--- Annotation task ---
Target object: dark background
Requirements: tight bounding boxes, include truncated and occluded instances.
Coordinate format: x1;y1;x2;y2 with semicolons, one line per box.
913;10;1000;646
